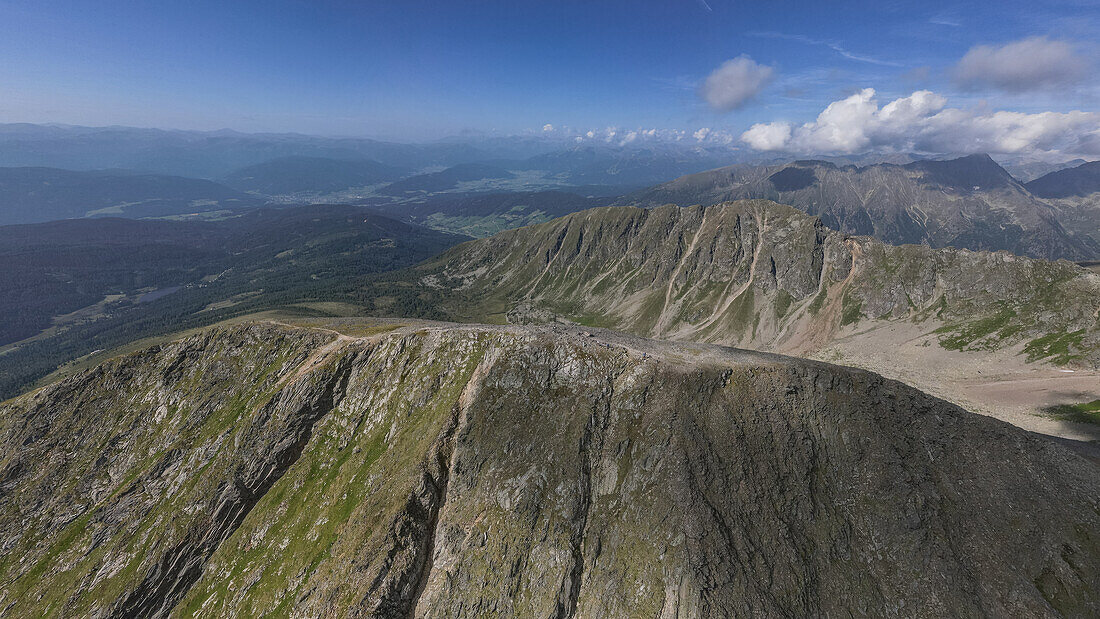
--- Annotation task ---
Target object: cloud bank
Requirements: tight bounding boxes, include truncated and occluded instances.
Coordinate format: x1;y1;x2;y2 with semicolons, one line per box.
740;88;1100;157
554;125;738;147
699;56;774;112
953;37;1088;93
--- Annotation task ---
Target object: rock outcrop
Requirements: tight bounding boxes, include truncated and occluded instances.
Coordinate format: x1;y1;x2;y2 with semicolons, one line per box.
1;322;1098;617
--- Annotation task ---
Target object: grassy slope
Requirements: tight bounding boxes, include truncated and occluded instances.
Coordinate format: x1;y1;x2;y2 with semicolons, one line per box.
0;325;332;615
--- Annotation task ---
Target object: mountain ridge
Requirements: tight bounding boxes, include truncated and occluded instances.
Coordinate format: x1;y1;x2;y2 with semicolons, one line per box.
222;156;408;195
1;321;1097;616
616;154;1100;261
0;166;260;224
1027;160;1100;199
1025;161;1100;250
409;200;1100;367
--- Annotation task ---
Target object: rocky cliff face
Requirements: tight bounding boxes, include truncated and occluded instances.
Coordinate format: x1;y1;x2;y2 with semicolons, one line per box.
1;322;1098;617
616;155;1100;261
418;201;1100;367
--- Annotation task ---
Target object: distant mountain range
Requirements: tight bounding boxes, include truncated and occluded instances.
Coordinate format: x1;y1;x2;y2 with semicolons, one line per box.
999;157;1089;183
0;123;742;184
0;123;521;178
1025;160;1100;199
376;163;516;196
618;154;1100;261
1;147;1096;264
0;167;260;225
357;147;742;199
509;143;738;186
3;125;1095;259
1024;161;1100;250
366;190;612;237
222;156;407;194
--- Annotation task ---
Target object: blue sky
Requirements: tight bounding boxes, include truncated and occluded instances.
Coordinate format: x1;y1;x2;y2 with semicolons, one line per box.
0;0;1097;153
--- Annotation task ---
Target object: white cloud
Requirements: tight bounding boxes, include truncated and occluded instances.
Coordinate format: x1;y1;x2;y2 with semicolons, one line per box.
740;88;1100;157
562;126;735;147
741;122;792;151
698;56;774;112
542;123;554;132
953;37;1088;92
790;87;881;152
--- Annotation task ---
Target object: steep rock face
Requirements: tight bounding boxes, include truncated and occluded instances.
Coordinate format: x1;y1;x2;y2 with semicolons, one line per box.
418;201;1100;367
616;155;1099;261
1;322;1098;617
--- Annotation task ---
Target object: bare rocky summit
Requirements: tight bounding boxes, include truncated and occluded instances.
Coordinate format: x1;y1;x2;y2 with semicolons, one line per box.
1;322;1098;617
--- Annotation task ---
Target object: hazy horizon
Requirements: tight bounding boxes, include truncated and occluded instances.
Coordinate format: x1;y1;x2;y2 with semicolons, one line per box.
2;1;1098;159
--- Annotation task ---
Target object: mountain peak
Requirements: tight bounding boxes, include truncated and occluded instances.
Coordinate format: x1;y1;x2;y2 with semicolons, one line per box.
905;153;1015;190
1025;159;1100;198
618;156;1096;260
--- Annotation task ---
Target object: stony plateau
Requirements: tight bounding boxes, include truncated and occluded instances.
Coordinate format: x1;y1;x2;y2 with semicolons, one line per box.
1;321;1098;617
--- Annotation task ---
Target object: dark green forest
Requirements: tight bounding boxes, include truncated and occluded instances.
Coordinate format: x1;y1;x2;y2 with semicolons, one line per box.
0;205;465;399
